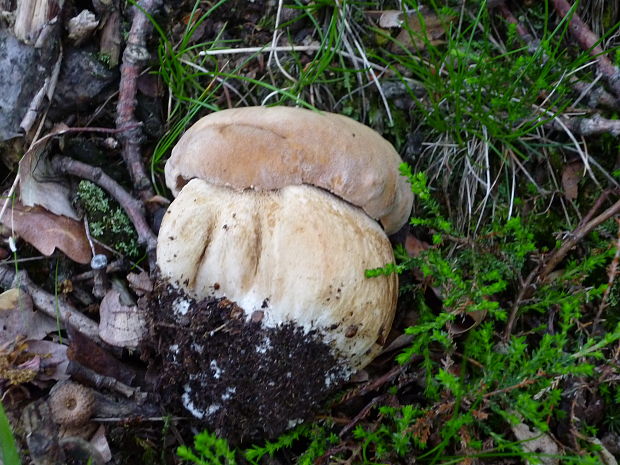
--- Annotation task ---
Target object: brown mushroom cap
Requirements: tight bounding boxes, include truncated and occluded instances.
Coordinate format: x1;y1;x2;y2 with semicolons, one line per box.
165;106;413;234
48;381;95;427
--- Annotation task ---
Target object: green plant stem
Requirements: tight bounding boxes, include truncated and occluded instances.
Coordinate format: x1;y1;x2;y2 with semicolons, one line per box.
0;400;21;465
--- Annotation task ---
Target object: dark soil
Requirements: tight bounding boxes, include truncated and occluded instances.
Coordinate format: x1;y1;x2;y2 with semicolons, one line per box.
144;283;350;444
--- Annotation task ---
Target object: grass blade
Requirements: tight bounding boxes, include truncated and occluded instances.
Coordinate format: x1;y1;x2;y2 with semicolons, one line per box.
0;400;21;465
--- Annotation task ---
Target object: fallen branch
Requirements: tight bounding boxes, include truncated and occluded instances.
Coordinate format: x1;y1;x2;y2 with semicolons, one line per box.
494;1;618;109
539;195;620;282
593;217;620;329
548;114;620;137
116;0;162;202
552;0;620;99
52;156;158;269
66;361;143;399
504;190;620;339
0;265;100;340
339;394;389;438
495;2;537;47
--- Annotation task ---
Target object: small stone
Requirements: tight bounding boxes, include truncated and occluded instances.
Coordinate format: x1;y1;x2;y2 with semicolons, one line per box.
67;10;99;45
50;48;118;118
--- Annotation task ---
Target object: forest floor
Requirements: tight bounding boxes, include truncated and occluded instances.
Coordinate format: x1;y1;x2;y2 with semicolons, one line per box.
0;0;619;464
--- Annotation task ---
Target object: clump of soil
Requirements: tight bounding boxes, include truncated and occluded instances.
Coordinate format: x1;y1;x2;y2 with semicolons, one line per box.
144;283;350;443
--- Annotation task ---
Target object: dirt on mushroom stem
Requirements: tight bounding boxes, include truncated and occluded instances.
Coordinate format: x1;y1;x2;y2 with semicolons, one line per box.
143;282;352;443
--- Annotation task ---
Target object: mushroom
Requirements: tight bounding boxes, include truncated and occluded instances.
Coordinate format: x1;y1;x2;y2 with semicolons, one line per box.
48;381;95;427
153;106;412;440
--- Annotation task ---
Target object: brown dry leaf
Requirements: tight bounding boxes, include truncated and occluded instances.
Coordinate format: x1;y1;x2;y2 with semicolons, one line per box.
381;333;414;355
98;289;147;348
67;325;136;385
18;123;81;220
1;201;92;264
562;160;584;201
405;233;431;257
126;271;153;296
349;370;369;383
137;74;164;98
446;307;487;335
367;6;454;51
0;289;58;344
395;9;450;51
24;340;69;381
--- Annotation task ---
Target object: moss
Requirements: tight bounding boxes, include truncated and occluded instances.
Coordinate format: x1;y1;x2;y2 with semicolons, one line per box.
75;181;141;258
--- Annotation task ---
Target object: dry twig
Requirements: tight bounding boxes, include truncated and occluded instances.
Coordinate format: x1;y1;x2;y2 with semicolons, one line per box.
51;156;158;268
504;190;620;339
549;114;620;137
116;0;162;202
66;361;143;399
495;1;618;110
594;217;620;328
539;194;620;282
552;0;620;99
0;265;100;340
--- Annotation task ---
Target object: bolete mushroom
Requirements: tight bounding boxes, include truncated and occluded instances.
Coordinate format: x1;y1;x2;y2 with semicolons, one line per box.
152;106;412;441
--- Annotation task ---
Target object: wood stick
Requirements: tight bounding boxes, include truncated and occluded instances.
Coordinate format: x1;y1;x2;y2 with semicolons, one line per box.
504;191;620;339
52;156;157;269
116;0;162;202
552;0;620;99
0;265;100;340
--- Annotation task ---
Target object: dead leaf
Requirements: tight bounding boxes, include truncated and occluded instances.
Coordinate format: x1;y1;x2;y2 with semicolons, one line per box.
349;370;369;383
67;10;99;46
405;233;431;257
371;10;404;28
18;125;81;220
381;333;414;355
395;11;450;50
368;6;454;51
0;289;58;344
562;160;584;201
137;74;164;98
24;340;69;381
98;289;147;348
0;201;92;264
126;271;153;296
446;308;487;335
67;325;136;385
90;425;112;463
511;422;559;465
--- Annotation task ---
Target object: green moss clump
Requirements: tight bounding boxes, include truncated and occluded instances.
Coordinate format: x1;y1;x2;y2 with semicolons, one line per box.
75;180;141;258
